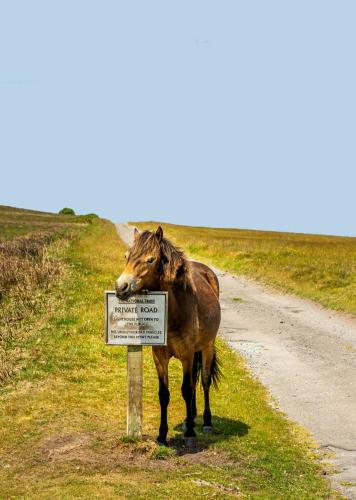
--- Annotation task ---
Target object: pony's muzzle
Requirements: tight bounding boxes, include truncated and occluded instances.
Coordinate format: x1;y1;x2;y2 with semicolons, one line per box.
115;274;137;300
116;281;129;299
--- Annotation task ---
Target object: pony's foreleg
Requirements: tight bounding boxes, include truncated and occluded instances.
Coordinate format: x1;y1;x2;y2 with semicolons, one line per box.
201;343;214;432
181;356;196;438
152;348;170;445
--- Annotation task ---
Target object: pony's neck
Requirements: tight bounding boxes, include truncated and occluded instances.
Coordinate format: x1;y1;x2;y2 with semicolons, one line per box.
161;279;193;324
159;258;195;315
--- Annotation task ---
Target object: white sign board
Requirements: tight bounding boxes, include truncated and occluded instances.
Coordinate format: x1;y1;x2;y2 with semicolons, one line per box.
105;291;168;346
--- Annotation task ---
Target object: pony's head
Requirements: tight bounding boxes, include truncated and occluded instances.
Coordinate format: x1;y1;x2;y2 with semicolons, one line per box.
115;226;188;299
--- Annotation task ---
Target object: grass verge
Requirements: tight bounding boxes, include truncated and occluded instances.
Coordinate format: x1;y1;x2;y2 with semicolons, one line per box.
134;222;356;315
0;218;335;498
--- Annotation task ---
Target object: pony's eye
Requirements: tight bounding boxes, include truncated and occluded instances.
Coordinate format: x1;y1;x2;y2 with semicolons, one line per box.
124;252;129;260
146;257;155;264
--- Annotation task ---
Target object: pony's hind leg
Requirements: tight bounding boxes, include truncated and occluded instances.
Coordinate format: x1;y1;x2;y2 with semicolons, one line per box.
152;347;170;445
191;350;201;419
201;343;215;432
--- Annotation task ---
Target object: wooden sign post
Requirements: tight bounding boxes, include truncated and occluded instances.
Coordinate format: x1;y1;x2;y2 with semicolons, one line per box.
127;345;143;438
105;291;168;438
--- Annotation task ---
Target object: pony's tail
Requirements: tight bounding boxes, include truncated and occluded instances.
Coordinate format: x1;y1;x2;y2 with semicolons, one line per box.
193;350;202;385
193;347;222;390
210;347;222;390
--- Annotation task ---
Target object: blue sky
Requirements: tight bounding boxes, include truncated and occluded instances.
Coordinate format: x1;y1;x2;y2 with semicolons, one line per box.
0;1;355;235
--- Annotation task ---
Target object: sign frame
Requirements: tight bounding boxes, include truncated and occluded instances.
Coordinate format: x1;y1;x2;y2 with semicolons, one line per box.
104;290;168;346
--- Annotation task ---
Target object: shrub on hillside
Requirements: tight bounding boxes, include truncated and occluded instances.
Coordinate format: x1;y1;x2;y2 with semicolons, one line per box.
59;207;75;215
76;214;99;224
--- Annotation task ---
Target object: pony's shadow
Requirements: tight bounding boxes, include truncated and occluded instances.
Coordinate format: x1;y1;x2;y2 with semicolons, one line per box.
170;415;250;456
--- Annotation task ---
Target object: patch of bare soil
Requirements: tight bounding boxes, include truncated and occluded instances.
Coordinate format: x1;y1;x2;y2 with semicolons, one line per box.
41;433;91;461
40;432;236;472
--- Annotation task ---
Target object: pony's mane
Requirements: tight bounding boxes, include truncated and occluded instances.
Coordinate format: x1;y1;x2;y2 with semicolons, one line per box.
129;230;191;287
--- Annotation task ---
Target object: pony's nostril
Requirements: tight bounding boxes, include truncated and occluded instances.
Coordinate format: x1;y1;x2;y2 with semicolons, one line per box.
115;279;131;297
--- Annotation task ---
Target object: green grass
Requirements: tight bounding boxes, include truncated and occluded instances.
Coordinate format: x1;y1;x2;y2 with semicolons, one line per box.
0;215;335;498
134;221;356;315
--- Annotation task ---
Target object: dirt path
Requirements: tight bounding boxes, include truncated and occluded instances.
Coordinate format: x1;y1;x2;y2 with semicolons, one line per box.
116;223;356;499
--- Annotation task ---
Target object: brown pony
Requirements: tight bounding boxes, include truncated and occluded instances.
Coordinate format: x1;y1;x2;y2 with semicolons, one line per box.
115;226;221;445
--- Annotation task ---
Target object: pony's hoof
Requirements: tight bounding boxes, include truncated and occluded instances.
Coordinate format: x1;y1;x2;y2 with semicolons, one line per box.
202;426;213;433
184;436;196;448
181;421;187;431
156;437;168;446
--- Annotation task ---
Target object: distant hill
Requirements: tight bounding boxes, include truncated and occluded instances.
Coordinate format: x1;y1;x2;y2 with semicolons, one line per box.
0;205;83;240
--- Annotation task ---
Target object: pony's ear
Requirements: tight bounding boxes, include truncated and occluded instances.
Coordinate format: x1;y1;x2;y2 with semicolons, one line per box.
155;226;163;243
133;228;139;240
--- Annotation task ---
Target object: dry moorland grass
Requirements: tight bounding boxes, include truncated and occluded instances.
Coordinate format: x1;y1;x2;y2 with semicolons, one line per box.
134;222;356;315
0;233;60;295
0;232;73;382
0;206;88;383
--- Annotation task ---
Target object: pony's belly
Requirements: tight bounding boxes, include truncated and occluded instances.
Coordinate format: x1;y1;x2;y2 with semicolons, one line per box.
167;324;219;359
